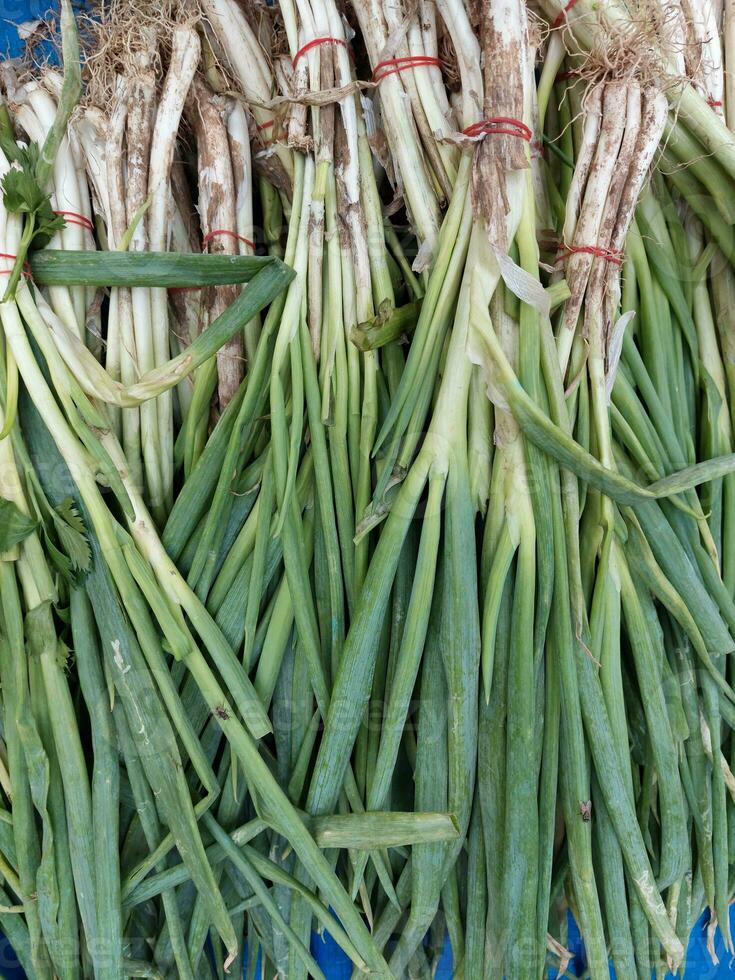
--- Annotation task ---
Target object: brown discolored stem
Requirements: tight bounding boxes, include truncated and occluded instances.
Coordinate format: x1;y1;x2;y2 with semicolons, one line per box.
188;76;242;409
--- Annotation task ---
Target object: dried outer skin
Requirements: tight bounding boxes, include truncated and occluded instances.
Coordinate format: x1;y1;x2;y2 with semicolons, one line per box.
188;75;242;408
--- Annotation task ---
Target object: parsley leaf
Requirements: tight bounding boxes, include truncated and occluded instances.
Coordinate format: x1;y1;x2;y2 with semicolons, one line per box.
52;497;91;579
0;140;68;299
2;167;46;215
33;199;66;250
24;484;91;587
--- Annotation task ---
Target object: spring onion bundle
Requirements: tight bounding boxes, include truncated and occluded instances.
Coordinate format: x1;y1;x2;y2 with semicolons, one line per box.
4;0;735;976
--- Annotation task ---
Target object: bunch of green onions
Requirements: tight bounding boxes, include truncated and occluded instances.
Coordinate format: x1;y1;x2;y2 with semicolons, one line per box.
4;0;735;976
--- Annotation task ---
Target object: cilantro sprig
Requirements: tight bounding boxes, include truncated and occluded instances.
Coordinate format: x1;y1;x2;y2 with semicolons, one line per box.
25;472;91;586
0;139;66;299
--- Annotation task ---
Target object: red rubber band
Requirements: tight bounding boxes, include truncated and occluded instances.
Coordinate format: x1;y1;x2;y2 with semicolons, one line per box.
372;55;443;84
257;119;274;131
292;36;348;69
553;0;581;29
707;98;723;108
462;117;532;141
203;229;256;251
54;210;94;233
560;242;623;265
0;253;32;277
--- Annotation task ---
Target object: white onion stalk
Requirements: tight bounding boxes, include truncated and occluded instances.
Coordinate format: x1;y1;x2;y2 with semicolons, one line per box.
336;155;361;498
167;195;201;423
44;68;99;322
681;0;724;112
105;76;143;490
72;107;110;223
25;84;93;300
413;0;459;185
420;0;452;115
552;84;600;261
167;157;202;372
341;137;379;592
374;0;457;198
434;0;482;127
12;90;85;339
602;89;668;352
345;151;388;594
70;156;102;355
0;215;54;607
584;92;643;462
657;0;690;77
290;0;375;319
349;0;443;259
281;0;326;358
75;103;117;430
15;86;103;370
124;38;165;523
188;76;241;408
554;83;666;389
227;100;260;364
199;0;294;189
146;26;199;502
724;0;735;127
556;83;628;379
